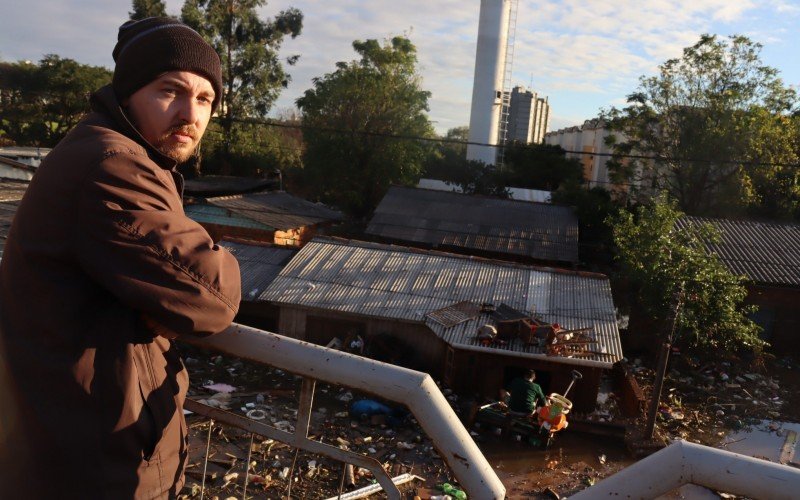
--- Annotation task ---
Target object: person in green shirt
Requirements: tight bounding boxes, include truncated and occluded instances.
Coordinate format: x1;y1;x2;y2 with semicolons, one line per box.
502;369;548;415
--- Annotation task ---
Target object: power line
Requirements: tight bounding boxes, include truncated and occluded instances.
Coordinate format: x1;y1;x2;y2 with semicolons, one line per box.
218;115;800;170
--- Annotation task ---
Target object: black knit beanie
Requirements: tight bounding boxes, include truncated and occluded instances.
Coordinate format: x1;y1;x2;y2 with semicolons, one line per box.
112;17;223;111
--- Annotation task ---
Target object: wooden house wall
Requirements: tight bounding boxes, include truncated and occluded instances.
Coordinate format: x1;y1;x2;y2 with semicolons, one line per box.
275;306;604;410
276;306;447;373
747;285;800;354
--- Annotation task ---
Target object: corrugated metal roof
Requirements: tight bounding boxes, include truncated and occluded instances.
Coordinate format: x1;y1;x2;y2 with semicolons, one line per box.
184;203;273;230
0;146;51;158
218;240;296;300
184;175;275;197
677;216;800;287
416;179;552;203
0;181;26;255
262;238;621;367
366;186;578;263
209;192;343;231
0;180;28;202
0;156;37;172
0;201;20;256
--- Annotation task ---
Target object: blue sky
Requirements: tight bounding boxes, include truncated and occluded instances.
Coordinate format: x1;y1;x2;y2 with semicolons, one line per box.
1;0;798;134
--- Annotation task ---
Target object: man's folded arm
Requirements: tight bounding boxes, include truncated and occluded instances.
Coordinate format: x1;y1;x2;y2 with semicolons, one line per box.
76;153;242;336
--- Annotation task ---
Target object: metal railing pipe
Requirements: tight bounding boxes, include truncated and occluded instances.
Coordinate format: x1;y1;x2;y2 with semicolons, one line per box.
571;439;800;499
185;323;506;499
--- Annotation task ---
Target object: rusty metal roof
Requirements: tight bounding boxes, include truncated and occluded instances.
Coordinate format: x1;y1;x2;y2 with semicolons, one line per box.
262;237;621;367
677;216;800;287
208;192;343;231
218;239;297;301
365;186;578;263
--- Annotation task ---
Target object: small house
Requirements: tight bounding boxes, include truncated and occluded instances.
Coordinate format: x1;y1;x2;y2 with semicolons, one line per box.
677;216;800;353
185;192;343;246
218;238;297;331
366;186;579;265
260;237;622;411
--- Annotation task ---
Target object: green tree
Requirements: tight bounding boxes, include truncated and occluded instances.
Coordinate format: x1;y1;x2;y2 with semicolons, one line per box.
200;115;302;178
605;34;798;216
297;36;434;216
501;142;584;191
610;194;763;353
740;110;800;219
422;126;507;196
0;55;111;146
552;184;618;265
129;0;168;19
181;0;303;170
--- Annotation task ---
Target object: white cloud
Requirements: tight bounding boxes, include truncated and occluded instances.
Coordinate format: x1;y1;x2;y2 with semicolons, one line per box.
1;0;796;134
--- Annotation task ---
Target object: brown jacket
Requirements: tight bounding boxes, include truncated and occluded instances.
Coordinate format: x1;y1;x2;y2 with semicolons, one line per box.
0;86;241;499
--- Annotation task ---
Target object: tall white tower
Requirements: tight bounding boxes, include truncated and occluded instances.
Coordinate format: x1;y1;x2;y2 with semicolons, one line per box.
466;0;512;165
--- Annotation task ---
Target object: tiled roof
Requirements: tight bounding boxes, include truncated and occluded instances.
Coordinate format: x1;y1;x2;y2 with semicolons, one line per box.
677;216;800;287
261;238;621;367
366;186;578;263
208;192;343;231
218;239;297;300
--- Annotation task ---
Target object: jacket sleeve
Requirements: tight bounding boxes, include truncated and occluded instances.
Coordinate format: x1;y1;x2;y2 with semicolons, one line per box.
75;151;241;337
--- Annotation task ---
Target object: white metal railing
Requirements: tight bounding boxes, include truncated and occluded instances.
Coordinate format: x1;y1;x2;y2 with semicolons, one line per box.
572;439;800;499
185;323;506;499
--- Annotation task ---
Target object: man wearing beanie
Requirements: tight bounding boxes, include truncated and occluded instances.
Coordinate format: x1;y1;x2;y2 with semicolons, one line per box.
0;18;241;498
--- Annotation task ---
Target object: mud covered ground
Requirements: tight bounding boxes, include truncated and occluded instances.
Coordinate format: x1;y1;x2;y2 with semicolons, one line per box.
175;344;799;499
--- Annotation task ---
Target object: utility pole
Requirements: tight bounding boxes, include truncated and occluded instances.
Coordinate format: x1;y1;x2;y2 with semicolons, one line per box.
645;287;684;439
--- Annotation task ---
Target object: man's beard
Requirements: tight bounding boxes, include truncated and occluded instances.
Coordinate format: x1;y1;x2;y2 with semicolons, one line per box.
152;125;200;164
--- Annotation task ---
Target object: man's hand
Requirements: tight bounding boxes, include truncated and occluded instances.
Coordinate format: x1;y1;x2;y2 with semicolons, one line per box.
141;313;180;339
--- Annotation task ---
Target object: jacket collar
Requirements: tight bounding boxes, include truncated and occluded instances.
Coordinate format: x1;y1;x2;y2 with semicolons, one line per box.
89;85;178;171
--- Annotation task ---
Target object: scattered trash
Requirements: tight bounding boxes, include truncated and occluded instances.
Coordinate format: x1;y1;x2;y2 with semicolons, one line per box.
246;408;267;420
439;482;467;499
273;420;294;433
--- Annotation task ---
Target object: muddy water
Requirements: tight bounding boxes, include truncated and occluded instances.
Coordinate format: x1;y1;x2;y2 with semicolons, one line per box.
475;429;634;498
479;432;630;474
721;420;800;462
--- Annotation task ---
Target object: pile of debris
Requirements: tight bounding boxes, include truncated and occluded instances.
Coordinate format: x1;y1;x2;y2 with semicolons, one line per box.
178;348;464;499
628;355;794;446
472;303;598;359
